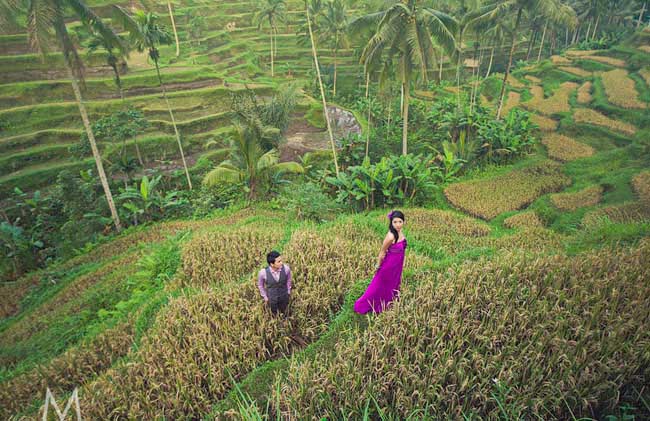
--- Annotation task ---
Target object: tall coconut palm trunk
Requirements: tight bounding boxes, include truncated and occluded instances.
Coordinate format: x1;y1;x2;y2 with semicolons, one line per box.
365;71;370;159
639;2;647;28
167;0;180;57
485;46;494;78
591;14;600;40
307;4;339;175
496;7;523;120
537;22;548;62
270;27;274;76
53;17;122;232
69;71;122;231
108;56;124;100
154;60;192;189
333;44;338;97
401;71;409;156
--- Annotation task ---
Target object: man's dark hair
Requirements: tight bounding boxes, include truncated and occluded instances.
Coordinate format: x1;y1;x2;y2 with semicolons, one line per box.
267;250;281;265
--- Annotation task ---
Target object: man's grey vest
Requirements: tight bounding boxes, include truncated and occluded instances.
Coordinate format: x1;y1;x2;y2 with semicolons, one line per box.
265;266;288;301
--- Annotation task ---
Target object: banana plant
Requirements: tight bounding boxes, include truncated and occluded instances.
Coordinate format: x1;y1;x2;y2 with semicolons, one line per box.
117;175;167;225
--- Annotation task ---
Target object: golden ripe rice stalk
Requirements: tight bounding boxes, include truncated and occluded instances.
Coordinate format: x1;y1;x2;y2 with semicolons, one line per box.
600;69;646;109
531;114;559;131
551;55;572;65
503;212;544;229
525;75;542;84
582;202;650;227
550;185;603;211
561;66;591;77
524;82;578;115
541;133;595;162
444;161;572;220
275;240;650;419
632;171;650;205
582;55;626;67
576;81;593;104
502;91;521;115
573;108;637;136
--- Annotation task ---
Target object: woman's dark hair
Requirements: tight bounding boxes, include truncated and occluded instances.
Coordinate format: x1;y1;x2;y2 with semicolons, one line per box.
267;250;281;265
388;210;405;243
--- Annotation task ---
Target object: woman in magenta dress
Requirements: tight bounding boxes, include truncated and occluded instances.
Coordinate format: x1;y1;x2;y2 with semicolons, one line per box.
354;210;407;314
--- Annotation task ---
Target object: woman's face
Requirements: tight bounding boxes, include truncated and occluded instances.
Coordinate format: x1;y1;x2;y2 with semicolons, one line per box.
392;217;404;232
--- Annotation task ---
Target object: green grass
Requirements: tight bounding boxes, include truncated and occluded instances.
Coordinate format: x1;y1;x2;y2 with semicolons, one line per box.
0;159;93;197
0;144;73;176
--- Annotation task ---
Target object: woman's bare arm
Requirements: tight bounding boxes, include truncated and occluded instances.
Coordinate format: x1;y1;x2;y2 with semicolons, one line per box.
376;232;395;267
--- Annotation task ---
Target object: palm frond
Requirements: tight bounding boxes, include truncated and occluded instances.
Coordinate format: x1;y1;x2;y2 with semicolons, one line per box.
66;0;127;54
463;0;518;29
421;8;458;56
256;149;280;171
272;161;305;175
28;0;56;56
0;0;23;32
203;165;243;186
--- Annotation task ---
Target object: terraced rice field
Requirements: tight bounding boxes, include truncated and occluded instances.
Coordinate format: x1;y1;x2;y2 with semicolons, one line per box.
444;161;572;220
600;69;646;109
0;0;362;196
2;7;650;420
523;82;577;115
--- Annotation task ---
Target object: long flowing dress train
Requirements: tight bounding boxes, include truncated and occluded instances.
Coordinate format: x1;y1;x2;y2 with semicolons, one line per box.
354;239;407;314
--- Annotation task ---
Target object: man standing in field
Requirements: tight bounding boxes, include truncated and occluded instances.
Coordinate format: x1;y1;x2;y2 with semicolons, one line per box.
258;250;291;316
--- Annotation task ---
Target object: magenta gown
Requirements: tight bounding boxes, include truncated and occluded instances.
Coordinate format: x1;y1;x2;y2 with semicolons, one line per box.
354;238;407;314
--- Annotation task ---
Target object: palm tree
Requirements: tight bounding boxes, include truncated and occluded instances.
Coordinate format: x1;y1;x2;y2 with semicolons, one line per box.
483;20;510;78
575;0;607;41
113;8;193;189
202;122;303;199
466;0;577;120
253;0;286;78
305;0;340;175
319;0;350;97
167;0;180;57
1;0;123;232
352;0;458;155
85;30;129;100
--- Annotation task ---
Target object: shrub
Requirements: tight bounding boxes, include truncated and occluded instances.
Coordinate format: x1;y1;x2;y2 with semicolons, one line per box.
325;154;442;211
279;181;341;222
444;161;572;220
541;133;595;162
